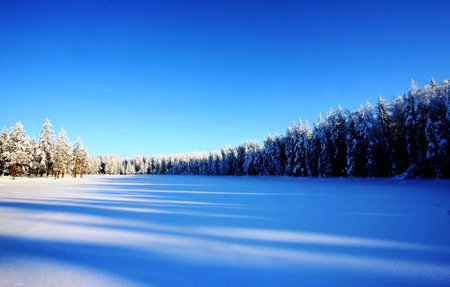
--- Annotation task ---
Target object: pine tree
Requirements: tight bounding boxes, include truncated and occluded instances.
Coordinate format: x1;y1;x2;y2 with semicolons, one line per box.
243;141;262;175
307;117;322;177
236;144;246;175
219;147;229;175
403;80;428;176
390;96;408;175
293;120;309;176
284;122;298;176
354;106;369;176
263;135;285;175
8;122;33;179
345;110;357;176
30;139;46;176
375;96;393;176
363;103;377;177
54;128;72;178
72;137;88;178
317;109;333;177
38;119;55;177
0;128;9;176
330;106;347;176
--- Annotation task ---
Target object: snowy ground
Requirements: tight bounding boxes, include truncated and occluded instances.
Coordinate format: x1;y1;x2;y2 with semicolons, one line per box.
0;176;449;286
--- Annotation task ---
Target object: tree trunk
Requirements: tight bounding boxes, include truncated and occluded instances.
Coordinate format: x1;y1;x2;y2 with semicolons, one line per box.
12;163;16;180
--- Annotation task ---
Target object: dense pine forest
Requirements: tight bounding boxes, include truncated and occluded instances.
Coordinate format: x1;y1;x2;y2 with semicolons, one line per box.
1;79;449;179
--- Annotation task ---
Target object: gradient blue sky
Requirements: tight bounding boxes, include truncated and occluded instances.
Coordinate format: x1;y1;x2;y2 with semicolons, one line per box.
1;0;449;157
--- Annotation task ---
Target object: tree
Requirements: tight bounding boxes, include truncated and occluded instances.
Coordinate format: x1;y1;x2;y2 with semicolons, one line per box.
307;115;324;177
285;122;298;176
8;122;33;179
72;137;88;178
0;128;9;176
38;119;55;176
30;139;46;176
293;120;309;176
317;109;333;177
54;128;72;178
363;103;378;177
390;96;408;175
330;106;347;176
375;96;393;176
243;141;263;175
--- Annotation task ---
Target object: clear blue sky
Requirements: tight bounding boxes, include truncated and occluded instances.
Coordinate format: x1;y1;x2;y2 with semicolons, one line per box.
1;0;449;157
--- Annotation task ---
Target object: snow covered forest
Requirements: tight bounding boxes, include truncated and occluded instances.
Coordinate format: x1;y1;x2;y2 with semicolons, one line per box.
1;79;449;179
0;120;88;179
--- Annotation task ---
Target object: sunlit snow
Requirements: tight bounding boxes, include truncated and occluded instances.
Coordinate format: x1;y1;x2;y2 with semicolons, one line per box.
0;176;449;286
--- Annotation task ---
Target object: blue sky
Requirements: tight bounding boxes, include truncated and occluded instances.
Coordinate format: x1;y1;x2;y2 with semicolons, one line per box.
1;0;449;157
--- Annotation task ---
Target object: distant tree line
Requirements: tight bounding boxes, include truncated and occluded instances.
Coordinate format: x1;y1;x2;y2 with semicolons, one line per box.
90;79;450;178
0;119;88;179
2;79;449;179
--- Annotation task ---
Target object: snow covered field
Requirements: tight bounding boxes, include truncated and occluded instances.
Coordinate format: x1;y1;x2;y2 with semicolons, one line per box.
0;176;449;286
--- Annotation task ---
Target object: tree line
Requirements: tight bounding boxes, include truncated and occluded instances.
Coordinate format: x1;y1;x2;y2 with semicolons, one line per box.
91;79;450;178
1;79;449;179
0;120;88;179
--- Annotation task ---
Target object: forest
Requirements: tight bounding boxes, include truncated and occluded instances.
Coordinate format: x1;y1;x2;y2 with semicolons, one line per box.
1;79;449;179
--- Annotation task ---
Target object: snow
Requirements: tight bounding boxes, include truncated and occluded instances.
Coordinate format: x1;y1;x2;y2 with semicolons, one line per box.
0;176;449;286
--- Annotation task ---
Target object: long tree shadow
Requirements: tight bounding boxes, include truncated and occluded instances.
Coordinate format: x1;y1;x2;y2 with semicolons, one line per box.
1;176;450;286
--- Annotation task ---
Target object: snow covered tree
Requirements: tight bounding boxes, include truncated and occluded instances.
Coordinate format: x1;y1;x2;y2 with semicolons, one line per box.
54;128;72;178
345;108;368;177
72;137;88;178
374;96;393;176
0;128;9;175
38;119;55;176
285;122;298;176
389;96;408;175
403;80;429;175
330;106;347;176
293;120;309;176
307;118;322;177
345;110;357;176
29;139;46;176
219;147;230;175
236;144;246;175
124;159;135;175
363;103;378;177
243;141;263;175
317;110;333;177
263;135;285;175
8;122;33;179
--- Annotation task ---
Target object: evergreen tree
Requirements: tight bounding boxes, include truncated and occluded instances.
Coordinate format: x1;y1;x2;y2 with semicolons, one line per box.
317;110;333;177
375;96;393;176
363;103;378;177
293;120;309;176
72;137;88;177
8;122;33;179
30;139;46;176
353;106;369;176
0;128;9;175
345;111;355;176
390;96;408;175
38;119;55;176
284;122;298;176
54;128;72;178
330;106;347;176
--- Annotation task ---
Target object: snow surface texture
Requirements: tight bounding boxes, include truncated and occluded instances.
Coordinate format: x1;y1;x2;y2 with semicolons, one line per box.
0;176;449;286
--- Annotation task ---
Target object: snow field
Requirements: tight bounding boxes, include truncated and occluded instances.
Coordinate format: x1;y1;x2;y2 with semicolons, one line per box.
0;175;449;286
